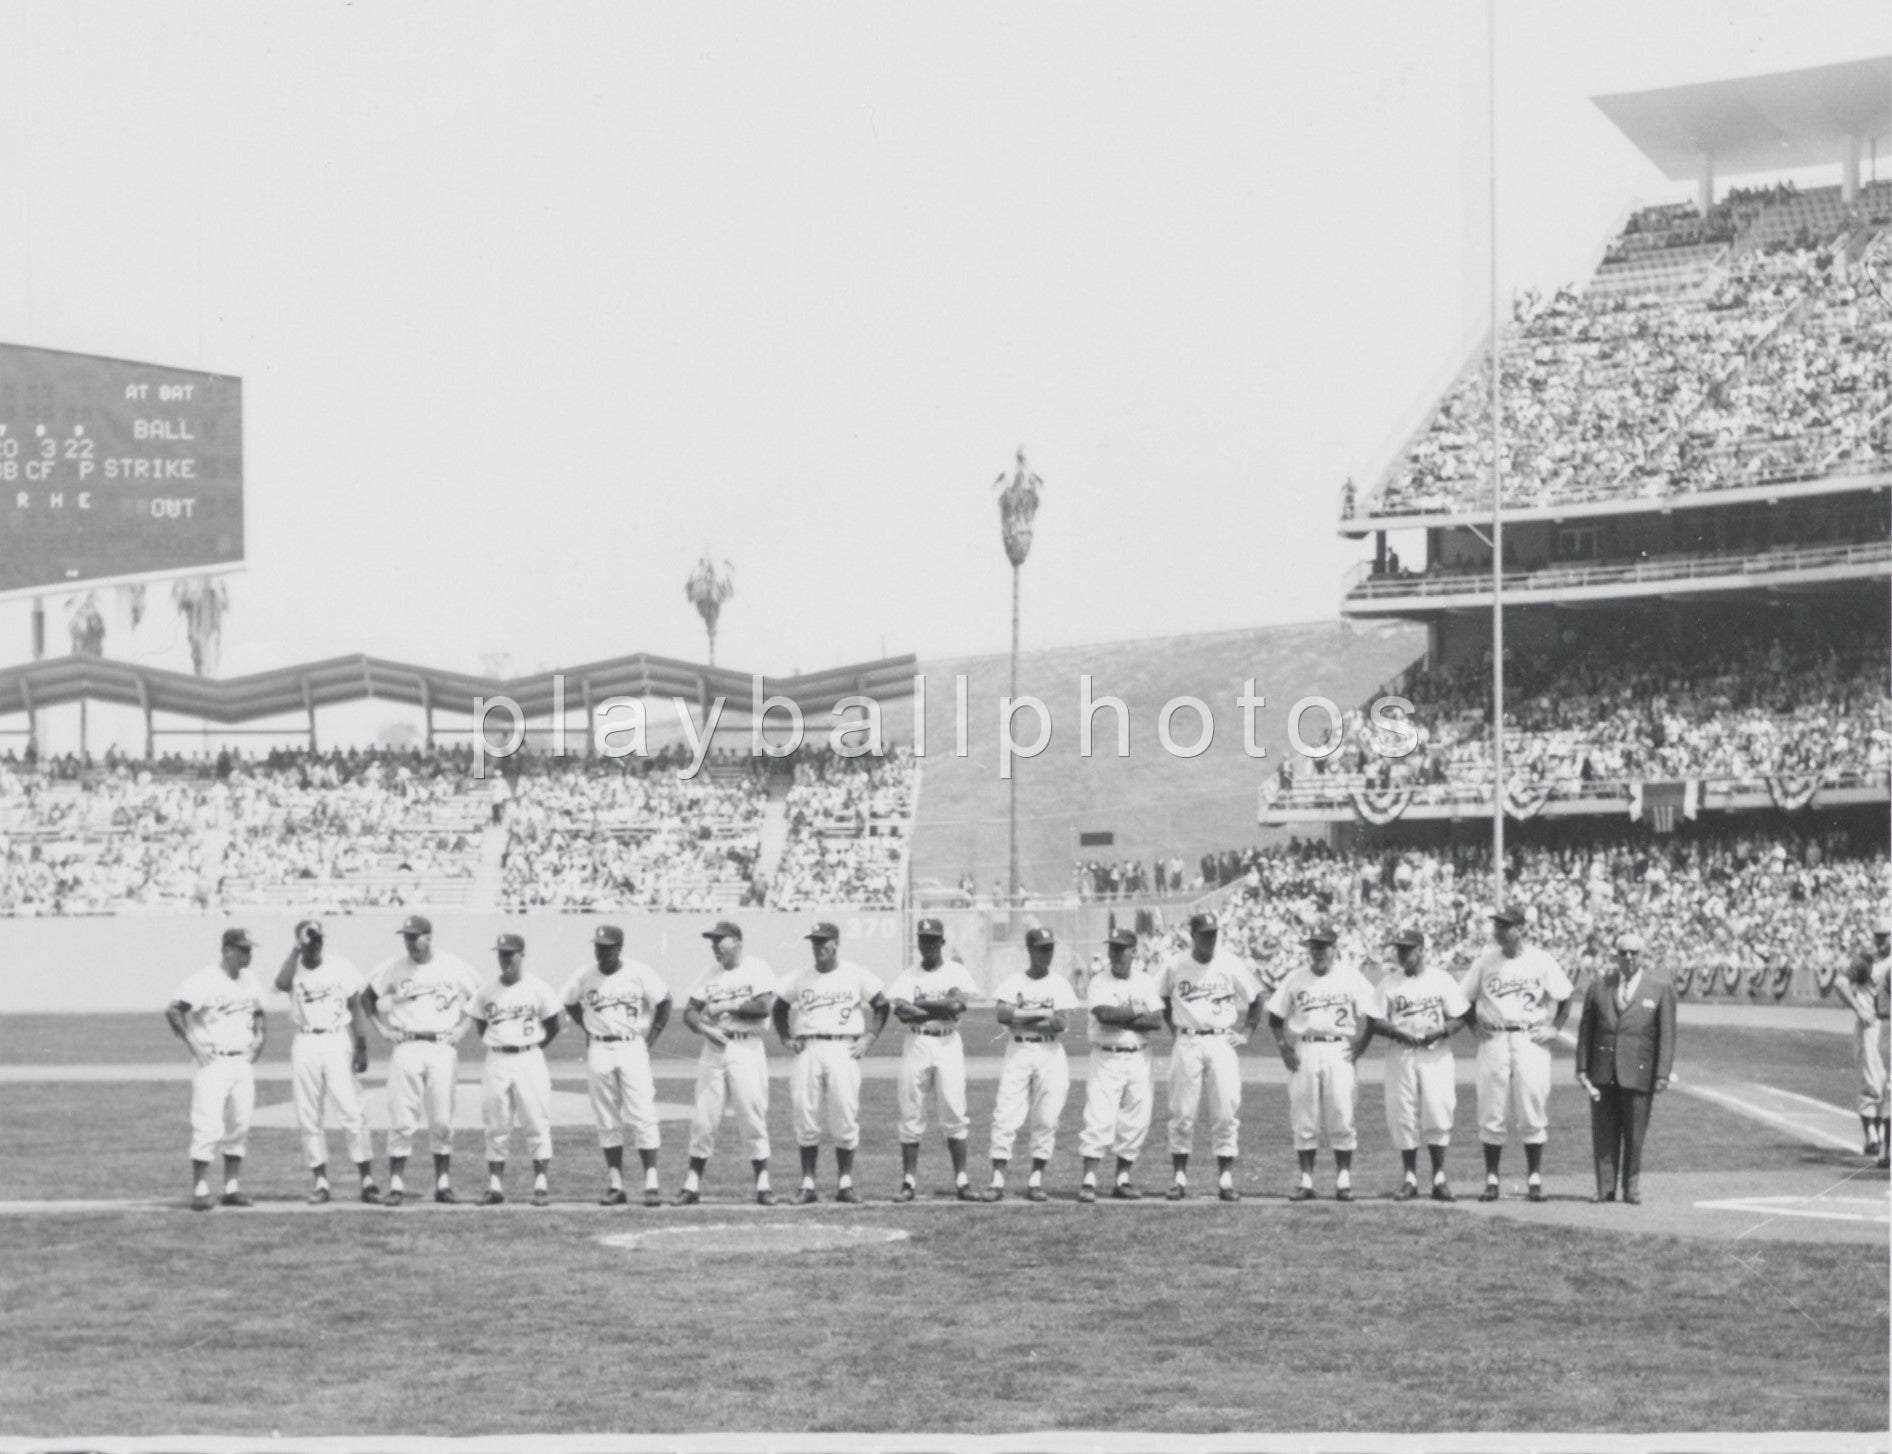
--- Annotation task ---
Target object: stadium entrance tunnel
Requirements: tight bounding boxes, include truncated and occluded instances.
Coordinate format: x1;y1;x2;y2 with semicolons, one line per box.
601;1223;910;1255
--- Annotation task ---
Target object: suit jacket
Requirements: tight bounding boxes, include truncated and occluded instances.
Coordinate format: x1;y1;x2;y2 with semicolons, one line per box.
1576;969;1676;1094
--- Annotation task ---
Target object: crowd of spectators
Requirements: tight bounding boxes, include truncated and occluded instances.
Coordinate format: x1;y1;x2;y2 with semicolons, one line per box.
763;748;918;910
1073;855;1191;899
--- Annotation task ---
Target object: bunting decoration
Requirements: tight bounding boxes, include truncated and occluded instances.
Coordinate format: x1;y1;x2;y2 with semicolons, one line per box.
1765;775;1821;813
1349;785;1413;825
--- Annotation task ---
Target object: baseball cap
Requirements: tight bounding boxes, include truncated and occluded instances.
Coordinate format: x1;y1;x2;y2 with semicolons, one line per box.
396;914;434;937
701;920;743;942
804;921;840;942
1490;904;1528;927
495;932;526;954
1024;926;1056;949
221;927;256;950
916;917;945;939
1615;932;1646;953
592;924;625;947
1189;911;1219;934
1303;923;1339;946
1388;926;1425;949
1874;916;1892;937
1106;927;1137;948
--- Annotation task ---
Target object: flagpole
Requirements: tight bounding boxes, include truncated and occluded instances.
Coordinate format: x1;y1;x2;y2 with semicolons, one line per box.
1487;0;1506;900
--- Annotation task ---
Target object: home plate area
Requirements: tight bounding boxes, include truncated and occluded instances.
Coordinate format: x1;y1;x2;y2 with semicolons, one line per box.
249;1088;694;1132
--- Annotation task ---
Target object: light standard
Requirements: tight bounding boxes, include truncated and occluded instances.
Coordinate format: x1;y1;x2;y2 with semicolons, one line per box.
994;447;1043;907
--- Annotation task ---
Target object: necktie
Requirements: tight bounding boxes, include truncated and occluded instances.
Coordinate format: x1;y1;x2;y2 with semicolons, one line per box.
1616;977;1630;1013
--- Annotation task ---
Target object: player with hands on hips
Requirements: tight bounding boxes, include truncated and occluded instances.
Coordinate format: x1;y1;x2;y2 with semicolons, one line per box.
1267;923;1377;1202
886;917;980;1202
274;918;380;1205
562;923;671;1206
772;922;889;1204
359;914;482;1206
470;933;563;1206
1158;910;1264;1202
1460;903;1574;1203
1368;927;1469;1202
166;927;268;1211
985;926;1082;1202
1078;927;1165;1202
679;920;778;1205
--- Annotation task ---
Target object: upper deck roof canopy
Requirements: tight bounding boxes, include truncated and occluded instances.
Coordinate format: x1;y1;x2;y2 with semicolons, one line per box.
1593;56;1890;179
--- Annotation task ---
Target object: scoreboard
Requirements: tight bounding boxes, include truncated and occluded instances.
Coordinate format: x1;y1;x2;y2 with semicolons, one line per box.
0;343;243;598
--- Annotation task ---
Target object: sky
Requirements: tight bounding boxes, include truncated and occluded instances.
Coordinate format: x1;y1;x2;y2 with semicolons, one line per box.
0;1;1888;730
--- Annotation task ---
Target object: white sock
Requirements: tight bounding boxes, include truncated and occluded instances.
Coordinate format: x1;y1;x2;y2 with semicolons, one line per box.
1527;1171;1542;1185
1174;1170;1188;1186
1219;1169;1234;1189
1434;1169;1447;1184
801;1175;816;1189
390;1175;406;1193
314;1175;330;1191
534;1173;548;1191
1336;1169;1351;1189
437;1173;451;1191
608;1167;624;1190
1487;1171;1500;1183
1117;1170;1131;1186
1404;1171;1418;1184
903;1173;916;1187
838;1174;853;1190
1299;1172;1314;1188
684;1169;701;1192
955;1170;969;1186
194;1179;209;1198
224;1177;239;1194
1082;1171;1097;1188
752;1170;768;1192
643;1167;658;1189
1027;1169;1042;1187
489;1174;504;1192
991;1170;1006;1188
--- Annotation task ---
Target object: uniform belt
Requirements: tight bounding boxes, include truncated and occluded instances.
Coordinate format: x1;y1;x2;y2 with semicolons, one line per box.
592;1034;637;1043
721;1031;755;1041
301;1026;342;1035
1181;1028;1228;1037
910;1026;958;1037
1300;1034;1347;1044
1012;1035;1054;1044
207;1049;248;1058
1500;1025;1534;1033
805;1034;858;1041
1094;1044;1141;1054
493;1044;540;1055
401;1032;442;1043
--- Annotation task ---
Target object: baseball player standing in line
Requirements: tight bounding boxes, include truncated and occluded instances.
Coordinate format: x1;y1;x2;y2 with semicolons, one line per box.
469;933;564;1206
166;927;268;1211
1078;926;1165;1202
1368;927;1469;1202
1837;916;1892;1164
679;920;778;1205
1158;911;1263;1202
986;926;1081;1202
273;918;380;1205
1267;923;1377;1201
773;922;889;1204
562;923;672;1205
884;917;980;1202
360;914;482;1206
1459;904;1574;1203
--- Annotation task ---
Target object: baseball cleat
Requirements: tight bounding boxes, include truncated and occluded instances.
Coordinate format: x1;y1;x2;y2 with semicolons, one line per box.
531;1188;551;1208
1218;1185;1241;1203
386;1188;406;1208
360;1185;383;1205
674;1188;701;1206
1431;1183;1456;1203
1289;1185;1316;1202
600;1187;628;1207
1026;1185;1049;1203
1589;1191;1616;1203
1879;1151;1890;1170
794;1187;820;1206
1866;1139;1881;1159
1623;1191;1642;1205
190;1193;214;1212
1479;1182;1500;1203
1394;1181;1419;1201
1335;1186;1353;1203
643;1188;663;1208
835;1186;861;1204
895;1184;917;1203
220;1192;252;1208
1077;1185;1097;1204
1112;1182;1142;1201
756;1189;777;1206
955;1184;980;1202
306;1186;331;1205
983;1186;1005;1202
1165;1183;1187;1202
1527;1182;1546;1203
481;1190;505;1206
434;1187;459;1205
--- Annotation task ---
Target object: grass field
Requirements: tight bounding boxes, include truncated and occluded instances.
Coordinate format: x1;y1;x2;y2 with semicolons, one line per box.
0;1014;1886;1437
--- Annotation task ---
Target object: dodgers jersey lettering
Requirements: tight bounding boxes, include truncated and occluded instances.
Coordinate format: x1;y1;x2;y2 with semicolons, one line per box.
885;959;979;1016
779;961;885;1037
1372;965;1469;1040
1459;944;1573;1030
562;960;669;1038
689;957;779;1033
285;957;365;1034
173;966;267;1052
1084;970;1162;1049
472;974;564;1050
1266;963;1377;1038
368;952;482;1035
991;969;1081;1025
1158;950;1262;1033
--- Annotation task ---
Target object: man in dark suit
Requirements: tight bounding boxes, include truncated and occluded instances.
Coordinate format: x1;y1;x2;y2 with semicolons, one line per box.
1576;932;1676;1205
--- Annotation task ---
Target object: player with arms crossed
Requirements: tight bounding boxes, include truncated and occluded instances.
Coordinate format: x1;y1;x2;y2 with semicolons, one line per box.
773;922;890;1204
679;920;778;1205
563;923;672;1205
985;926;1081;1202
885;917;980;1202
360;914;482;1206
1078;926;1165;1202
1460;903;1573;1203
1267;923;1376;1201
167;927;268;1211
1369;926;1469;1201
1158;911;1264;1202
470;933;563;1206
274;919;380;1205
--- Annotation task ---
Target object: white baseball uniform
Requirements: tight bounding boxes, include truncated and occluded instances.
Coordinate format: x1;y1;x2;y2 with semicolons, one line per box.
687;957;778;1162
282;955;372;1170
369;951;481;1158
1848;950;1891;1120
472;973;562;1163
885;958;980;1144
1459;944;1574;1146
989;970;1081;1162
1268;962;1377;1152
1373;964;1470;1150
173;965;266;1163
778;960;885;1150
1159;950;1262;1158
563;959;670;1153
1079;968;1161;1162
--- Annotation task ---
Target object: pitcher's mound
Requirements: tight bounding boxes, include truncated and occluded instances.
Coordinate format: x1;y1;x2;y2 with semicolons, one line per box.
602;1222;910;1254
